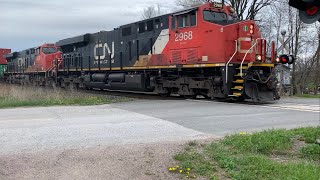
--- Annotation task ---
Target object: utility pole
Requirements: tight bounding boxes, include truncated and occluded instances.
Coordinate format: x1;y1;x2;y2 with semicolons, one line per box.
315;32;320;95
279;30;287;96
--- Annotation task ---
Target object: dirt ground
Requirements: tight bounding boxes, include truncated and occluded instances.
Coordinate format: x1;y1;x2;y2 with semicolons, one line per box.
0;140;214;180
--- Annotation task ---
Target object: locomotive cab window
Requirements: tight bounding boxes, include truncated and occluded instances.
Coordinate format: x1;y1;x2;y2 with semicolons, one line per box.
178;15;189;28
177;11;197;28
203;10;235;25
171;16;176;29
42;47;57;54
35;48;40;55
190;12;197;26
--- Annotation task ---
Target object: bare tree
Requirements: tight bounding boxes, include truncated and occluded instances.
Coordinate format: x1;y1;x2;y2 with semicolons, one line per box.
142;4;162;20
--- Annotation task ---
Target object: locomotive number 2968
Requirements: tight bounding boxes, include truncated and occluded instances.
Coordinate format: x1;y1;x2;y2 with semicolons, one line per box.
175;31;193;42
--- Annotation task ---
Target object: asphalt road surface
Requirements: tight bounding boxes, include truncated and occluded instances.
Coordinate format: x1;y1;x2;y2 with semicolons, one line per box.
112;97;319;136
0;97;319;180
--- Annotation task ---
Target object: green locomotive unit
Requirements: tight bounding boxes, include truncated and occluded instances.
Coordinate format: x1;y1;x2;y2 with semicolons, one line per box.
0;48;11;77
0;64;6;76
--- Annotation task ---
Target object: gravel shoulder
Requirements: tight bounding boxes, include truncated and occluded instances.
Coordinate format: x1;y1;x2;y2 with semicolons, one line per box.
0;140;216;180
0;105;215;180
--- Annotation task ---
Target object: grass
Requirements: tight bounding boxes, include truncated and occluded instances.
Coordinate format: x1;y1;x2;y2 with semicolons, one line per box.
173;127;320;180
295;94;320;98
0;84;133;108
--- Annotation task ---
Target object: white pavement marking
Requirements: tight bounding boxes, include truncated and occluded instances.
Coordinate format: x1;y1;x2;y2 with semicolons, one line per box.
0;105;210;155
262;103;320;113
186;99;320;113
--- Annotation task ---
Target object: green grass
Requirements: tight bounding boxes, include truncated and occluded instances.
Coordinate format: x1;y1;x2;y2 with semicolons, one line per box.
173;127;320;180
0;84;132;108
295;94;320;98
300;144;320;161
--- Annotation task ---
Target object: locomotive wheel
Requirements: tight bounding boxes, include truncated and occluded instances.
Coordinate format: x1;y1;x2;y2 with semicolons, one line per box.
159;92;171;97
184;95;197;99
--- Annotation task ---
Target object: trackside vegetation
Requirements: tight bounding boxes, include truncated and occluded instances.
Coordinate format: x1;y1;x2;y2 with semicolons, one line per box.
0;84;132;108
171;127;320;180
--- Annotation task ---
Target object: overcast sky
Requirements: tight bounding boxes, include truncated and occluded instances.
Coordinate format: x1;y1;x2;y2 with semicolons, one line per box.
0;0;177;51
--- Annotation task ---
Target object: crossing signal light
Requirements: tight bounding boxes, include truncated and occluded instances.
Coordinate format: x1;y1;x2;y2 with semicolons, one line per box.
277;55;296;65
289;0;320;24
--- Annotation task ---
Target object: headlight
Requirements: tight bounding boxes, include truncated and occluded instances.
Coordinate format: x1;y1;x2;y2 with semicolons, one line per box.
256;55;262;61
276;57;280;63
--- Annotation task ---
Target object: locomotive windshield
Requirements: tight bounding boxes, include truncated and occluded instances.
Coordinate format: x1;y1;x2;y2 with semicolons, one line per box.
42;47;57;54
203;10;237;25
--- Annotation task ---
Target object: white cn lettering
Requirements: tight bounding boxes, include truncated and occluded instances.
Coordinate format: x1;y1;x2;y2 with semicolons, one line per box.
94;42;115;60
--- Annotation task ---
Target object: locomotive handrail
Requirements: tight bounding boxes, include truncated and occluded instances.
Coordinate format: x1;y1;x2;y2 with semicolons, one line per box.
226;40;238;83
240;38;265;78
45;59;62;78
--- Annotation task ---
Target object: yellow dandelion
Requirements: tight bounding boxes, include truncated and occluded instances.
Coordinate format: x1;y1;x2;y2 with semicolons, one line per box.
172;167;176;171
176;165;180;168
187;168;191;171
179;170;183;173
169;168;173;171
186;172;190;174
240;132;247;135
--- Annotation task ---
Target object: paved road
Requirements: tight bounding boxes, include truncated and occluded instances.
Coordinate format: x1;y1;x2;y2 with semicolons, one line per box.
0;105;209;155
0;97;319;154
112;97;319;136
0;97;318;180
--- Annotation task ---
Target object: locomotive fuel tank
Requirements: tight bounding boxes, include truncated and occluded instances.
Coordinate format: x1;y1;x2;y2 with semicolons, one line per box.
92;73;107;82
108;73;125;82
84;73;149;92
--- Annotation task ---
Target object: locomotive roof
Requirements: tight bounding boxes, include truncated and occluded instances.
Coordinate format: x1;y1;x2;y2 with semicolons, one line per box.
56;2;231;48
56;5;203;47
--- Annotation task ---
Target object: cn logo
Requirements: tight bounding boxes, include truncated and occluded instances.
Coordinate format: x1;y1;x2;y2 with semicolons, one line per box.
94;42;115;60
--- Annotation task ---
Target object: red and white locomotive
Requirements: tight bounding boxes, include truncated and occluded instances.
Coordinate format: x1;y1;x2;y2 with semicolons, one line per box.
4;2;287;101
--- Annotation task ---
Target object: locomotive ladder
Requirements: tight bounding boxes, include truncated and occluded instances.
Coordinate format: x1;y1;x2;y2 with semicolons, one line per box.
228;38;266;98
229;65;247;97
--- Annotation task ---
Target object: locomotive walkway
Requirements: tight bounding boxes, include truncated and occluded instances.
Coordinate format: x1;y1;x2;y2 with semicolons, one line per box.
0;98;318;180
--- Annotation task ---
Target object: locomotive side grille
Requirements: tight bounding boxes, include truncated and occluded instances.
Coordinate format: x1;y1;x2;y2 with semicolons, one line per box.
171;51;182;64
186;49;198;63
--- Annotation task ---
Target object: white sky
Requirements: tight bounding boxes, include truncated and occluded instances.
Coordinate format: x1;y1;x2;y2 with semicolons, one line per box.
0;0;177;51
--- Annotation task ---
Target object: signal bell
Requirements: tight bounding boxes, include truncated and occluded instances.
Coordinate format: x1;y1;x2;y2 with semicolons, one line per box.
289;0;320;24
277;54;296;65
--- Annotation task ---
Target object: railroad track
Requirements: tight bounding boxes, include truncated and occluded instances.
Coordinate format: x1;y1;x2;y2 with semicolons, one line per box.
0;82;274;104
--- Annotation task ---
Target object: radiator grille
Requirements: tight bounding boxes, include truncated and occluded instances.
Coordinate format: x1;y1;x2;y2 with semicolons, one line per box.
186;49;198;63
171;51;182;64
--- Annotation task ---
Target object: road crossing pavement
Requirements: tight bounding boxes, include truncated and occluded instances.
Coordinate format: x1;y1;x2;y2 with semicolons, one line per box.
113;98;319;135
261;102;319;113
185;98;319;113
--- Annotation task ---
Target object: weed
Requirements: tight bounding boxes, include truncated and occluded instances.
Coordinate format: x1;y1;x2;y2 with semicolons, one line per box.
300;144;320;161
0;84;132;108
173;127;320;180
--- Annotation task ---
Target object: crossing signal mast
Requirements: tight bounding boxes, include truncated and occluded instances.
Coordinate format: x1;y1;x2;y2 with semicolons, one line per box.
276;30;297;65
289;0;320;24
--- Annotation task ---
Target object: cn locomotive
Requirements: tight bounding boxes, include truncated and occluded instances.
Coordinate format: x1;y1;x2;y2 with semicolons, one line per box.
0;49;11;77
3;2;288;102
